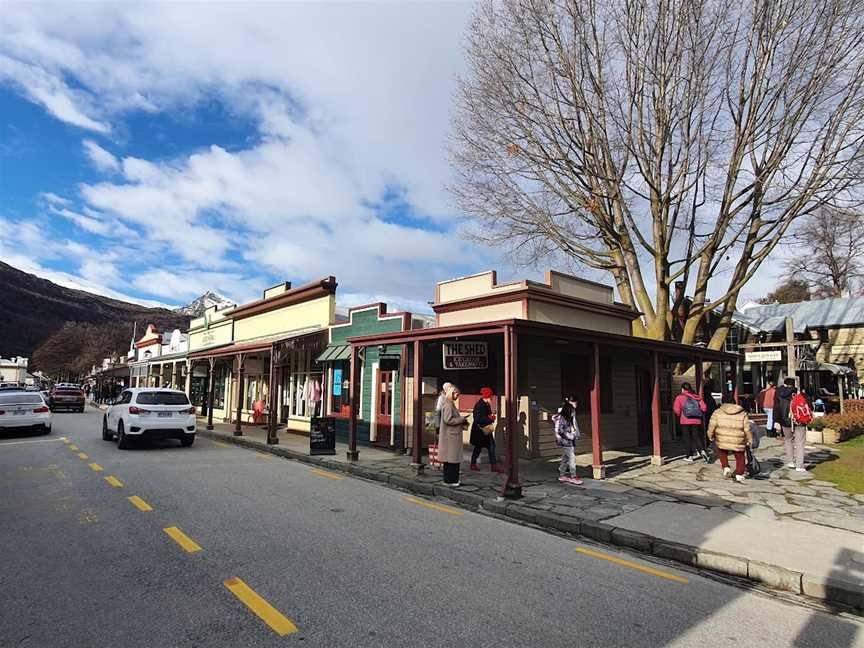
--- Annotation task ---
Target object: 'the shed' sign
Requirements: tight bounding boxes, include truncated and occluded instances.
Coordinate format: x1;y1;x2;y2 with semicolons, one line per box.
442;341;488;370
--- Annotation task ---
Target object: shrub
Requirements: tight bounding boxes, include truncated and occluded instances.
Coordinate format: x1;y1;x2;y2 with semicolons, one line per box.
811;412;864;436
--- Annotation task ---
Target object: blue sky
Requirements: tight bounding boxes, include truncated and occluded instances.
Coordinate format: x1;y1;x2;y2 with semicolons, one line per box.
0;3;485;311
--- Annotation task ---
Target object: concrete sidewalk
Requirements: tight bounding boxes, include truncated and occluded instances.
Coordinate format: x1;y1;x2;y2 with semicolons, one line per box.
196;417;862;613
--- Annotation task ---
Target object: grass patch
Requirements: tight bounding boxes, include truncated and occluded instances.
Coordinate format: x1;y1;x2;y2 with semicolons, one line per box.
811;435;864;495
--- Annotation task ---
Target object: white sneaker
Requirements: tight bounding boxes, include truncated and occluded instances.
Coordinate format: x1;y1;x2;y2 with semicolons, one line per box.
734;474;746;483
683;455;695;463
787;463;796;469
722;467;732;478
795;467;807;473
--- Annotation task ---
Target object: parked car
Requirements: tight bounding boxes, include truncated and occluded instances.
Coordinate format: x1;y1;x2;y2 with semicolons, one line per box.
0;391;51;435
49;386;86;412
102;388;196;449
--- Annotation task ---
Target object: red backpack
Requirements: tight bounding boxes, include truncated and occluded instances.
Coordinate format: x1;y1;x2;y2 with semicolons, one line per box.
791;393;813;425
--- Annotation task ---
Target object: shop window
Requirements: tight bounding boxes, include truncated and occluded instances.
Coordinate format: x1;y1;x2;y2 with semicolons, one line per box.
561;352;613;414
283;348;324;419
245;375;268;410
329;361;351;417
212;366;227;410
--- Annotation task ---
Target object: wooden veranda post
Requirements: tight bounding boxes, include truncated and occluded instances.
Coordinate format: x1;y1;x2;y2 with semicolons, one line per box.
206;358;216;431
347;345;360;462
650;350;663;466
411;340;424;470
591;342;605;479
501;325;522;498
731;359;739;404
234;353;245;437
266;343;279;445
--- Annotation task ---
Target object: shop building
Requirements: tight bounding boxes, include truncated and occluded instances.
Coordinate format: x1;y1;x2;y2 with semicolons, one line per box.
187;278;338;441
127;325;189;390
0;356;29;386
316;303;432;450
344;270;736;494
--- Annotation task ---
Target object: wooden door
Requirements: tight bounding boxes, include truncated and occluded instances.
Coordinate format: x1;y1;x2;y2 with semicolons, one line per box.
375;370;394;446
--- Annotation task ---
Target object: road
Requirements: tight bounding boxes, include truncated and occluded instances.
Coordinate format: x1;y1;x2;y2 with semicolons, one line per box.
1;407;861;648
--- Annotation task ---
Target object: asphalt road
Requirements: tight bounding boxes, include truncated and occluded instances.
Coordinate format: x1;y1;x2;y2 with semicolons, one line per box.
1;408;862;648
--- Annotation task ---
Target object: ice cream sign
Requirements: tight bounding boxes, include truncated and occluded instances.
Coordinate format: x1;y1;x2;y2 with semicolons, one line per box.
442;341;488;370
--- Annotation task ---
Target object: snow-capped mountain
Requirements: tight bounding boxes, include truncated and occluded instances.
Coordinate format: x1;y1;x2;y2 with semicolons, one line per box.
175;291;235;317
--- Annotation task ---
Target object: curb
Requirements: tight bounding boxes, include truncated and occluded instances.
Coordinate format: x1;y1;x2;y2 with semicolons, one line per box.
197;428;863;614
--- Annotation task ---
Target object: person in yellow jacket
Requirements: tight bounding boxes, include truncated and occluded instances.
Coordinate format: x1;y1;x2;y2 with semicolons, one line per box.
707;398;754;483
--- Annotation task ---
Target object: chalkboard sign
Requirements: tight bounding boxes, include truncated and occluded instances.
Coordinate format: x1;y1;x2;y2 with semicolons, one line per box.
310;416;336;455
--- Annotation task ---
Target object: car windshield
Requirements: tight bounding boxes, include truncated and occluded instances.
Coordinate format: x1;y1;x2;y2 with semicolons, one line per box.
0;393;44;405
135;391;189;405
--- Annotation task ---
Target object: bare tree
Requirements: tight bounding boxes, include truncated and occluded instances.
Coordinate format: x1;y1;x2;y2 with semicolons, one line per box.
449;0;864;348
784;206;864;298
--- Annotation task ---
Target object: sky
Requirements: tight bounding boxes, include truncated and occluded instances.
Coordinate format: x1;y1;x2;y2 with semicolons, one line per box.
0;2;781;314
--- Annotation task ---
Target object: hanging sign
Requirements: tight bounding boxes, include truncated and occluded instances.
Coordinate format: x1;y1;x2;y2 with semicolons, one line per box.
442;341;488;370
745;350;782;362
333;368;343;396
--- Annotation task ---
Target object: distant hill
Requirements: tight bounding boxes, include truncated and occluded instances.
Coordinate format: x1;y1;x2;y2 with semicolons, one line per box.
0;261;191;374
175;290;235;317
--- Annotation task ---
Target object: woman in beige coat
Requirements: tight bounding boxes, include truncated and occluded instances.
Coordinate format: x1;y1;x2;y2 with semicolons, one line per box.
438;383;468;486
707;399;753;483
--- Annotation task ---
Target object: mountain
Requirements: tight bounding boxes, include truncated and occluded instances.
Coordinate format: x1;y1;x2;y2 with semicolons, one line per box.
0;261;191;374
175;290;235;317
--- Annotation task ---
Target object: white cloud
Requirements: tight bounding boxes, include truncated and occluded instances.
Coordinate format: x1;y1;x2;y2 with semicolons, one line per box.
82;139;119;172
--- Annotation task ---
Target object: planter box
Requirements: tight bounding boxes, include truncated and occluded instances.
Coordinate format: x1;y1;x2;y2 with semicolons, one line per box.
819;427;859;444
805;428;823;444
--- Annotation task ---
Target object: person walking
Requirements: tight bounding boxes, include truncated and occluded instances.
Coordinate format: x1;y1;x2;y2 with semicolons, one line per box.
673;383;709;462
758;381;776;436
553;397;583;485
438;383;468;486
433;382;453;430
776;379;811;471
707;397;753;483
470;387;501;472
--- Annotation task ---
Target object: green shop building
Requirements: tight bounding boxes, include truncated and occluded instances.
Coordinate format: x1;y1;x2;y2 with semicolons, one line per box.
317;303;430;450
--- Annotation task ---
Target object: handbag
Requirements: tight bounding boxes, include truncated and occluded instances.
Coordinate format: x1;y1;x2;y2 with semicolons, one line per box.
480;423;495;435
745;447;761;477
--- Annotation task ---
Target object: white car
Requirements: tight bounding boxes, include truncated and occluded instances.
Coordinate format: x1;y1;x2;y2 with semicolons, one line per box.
0;390;51;435
102;388;196;449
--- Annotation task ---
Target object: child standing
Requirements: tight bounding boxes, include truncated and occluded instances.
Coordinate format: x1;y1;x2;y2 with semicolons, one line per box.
554;397;583;485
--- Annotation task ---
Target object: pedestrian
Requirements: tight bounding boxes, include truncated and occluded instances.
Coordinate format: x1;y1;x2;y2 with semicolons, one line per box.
553;396;583;485
470;387;501;472
433;382;453;430
776;380;811;472
707;396;753;483
438;383;468;486
758;381;776;435
673;382;709;462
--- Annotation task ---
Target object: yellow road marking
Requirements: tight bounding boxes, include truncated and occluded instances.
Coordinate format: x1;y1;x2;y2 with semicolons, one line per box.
575;547;689;584
254;452;273;460
310;468;343;480
88;463;103;472
212;440;230;448
402;496;464;517
68;445;79;451
61;437;68;442
78;452;88;460
163;526;202;553
128;496;153;512
223;577;298;636
104;475;123;488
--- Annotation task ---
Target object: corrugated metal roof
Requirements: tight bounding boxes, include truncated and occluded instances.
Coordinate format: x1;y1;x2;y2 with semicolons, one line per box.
735;296;864;332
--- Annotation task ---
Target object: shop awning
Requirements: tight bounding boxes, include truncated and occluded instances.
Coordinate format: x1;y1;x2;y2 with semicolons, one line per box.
798;360;855;375
188;326;325;360
316;344;351;362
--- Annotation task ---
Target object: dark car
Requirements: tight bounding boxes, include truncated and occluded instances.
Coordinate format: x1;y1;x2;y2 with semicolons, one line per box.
49;387;85;412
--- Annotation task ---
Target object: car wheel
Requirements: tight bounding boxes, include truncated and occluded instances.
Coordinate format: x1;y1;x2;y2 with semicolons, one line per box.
102;416;113;441
116;421;131;450
43;425;51;435
180;436;195;447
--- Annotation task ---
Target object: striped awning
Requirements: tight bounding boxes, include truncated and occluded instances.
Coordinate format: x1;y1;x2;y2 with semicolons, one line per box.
316;344;351;362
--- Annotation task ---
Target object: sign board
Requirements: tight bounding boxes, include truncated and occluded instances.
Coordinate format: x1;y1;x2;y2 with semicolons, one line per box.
310;416;336;455
333;368;343;396
442;341;488;370
745;350;782;363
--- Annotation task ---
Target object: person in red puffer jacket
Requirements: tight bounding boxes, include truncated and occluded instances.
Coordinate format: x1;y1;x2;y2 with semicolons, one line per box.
673;383;709;463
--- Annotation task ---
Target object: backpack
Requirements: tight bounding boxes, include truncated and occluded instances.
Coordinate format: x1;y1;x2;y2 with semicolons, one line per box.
791;394;813;425
682;396;702;419
553;413;573;446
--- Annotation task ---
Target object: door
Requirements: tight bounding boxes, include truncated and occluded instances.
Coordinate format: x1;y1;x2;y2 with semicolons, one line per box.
635;368;652;446
374;370;394;447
